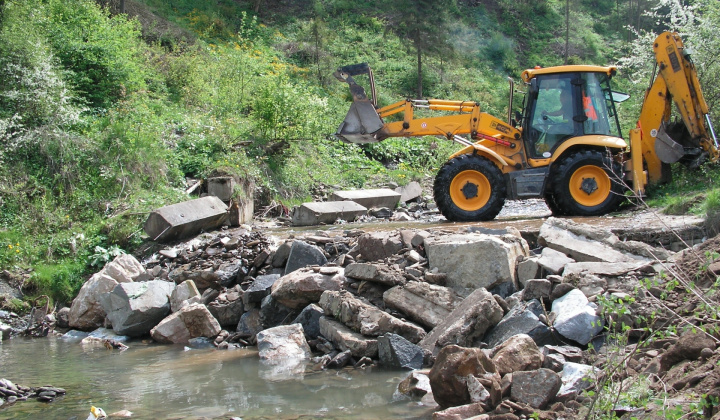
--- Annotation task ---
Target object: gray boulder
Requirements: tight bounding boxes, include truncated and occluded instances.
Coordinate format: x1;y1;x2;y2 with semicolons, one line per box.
345;263;405;286
260;295;299;329
383;281;462;329
378;333;424;370
243;274;280;306
510;368;561;409
425;233;528;291
150;303;221;344
284;241;327;275
491;334;543;376
557;362;598;401
352;231;403;262
428;344;498;408
537;247;575;275
207;291;244;328
257;324;312;364
236;309;263;338
102;280;175;336
170;280;201;312
271;267;346;309
319;316;378;358
484;299;554;348
292;304;324;339
552;289;604;345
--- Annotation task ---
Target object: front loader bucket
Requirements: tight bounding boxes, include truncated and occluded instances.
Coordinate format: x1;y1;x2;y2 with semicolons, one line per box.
334;63;384;144
336;100;384;144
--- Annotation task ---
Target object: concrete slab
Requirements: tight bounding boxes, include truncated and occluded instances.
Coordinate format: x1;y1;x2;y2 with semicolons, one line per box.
291;201;367;226
331;188;401;209
207;176;235;201
395;181;422;203
144;196;228;242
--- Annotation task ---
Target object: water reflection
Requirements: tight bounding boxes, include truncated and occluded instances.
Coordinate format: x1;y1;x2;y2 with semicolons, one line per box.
0;337;433;419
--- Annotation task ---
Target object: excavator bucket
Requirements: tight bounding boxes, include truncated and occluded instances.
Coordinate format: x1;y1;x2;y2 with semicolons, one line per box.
334;63;384;144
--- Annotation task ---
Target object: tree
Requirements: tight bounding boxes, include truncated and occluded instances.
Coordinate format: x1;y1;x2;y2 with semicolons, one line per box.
387;0;455;99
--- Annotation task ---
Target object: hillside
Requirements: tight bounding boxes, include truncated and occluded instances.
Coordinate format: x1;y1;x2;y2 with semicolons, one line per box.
0;0;719;306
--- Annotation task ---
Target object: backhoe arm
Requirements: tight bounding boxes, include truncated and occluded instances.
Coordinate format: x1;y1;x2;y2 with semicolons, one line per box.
634;32;719;189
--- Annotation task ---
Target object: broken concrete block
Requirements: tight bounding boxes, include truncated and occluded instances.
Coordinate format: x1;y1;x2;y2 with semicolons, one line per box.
319;316;378;358
331;188;401;209
144;196;228;242
425;233;528;291
352;231;404;262
538;247;575;275
291;201;367;227
395;181;422;203
207;176;235;201
517;257;540;287
345;263;405;286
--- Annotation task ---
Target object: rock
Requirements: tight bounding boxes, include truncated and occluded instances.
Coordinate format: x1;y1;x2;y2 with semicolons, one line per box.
661;331;718;371
319;316;378;358
271;241;293;268
215;261;245;288
510;368;561;409
168;266;222;292
243;274;280;306
103;254;146;283
256;324;312;364
516;258;540;287
484;299;554;348
538;218;652;263
101;280;175;336
150;303;222;344
170;280;201;312
425;233;528;291
491;334;543;376
543;353;566;372
207;294;244;328
522;279;552;301
549;283;576;301
399;229;431;248
537;247;575;275
327;349;353;369
428;345;497;408
398;370;432;398
432;403;486;420
68;259;139;331
291;304;324;339
271;267;346;309
352;231;403;262
291;201;367;226
562;261;651;277
383;281;462;329
369;207;393;218
87;327;130;343
556;362;598;401
573;273;608;298
284;241;328;275
551;289;603;345
378;333;424;370
319;290;426;343
344;263;405;286
395;181;422;203
420;288;503;354
236;309;262;338
259;295;299;329
56;307;70;329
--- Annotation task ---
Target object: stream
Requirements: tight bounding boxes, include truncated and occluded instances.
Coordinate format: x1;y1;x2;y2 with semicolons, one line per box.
0;336;434;419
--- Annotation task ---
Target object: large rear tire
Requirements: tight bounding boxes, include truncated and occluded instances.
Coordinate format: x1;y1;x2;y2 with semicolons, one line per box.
550;150;624;216
433;154;506;221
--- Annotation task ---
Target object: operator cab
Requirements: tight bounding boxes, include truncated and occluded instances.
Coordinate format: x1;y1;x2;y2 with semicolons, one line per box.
521;66;623;158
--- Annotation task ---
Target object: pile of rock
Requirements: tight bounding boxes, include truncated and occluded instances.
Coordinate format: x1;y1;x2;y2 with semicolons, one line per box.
59;215;714;418
0;378;65;405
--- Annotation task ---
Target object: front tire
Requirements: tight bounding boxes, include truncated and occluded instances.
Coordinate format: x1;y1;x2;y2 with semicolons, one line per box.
550;149;624;216
433;154;506;221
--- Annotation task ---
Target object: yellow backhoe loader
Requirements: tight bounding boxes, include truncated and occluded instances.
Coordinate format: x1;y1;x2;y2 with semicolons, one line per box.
334;32;719;221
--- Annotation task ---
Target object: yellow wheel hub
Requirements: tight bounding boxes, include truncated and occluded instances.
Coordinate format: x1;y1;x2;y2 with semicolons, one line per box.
569;164;611;207
450;170;491;211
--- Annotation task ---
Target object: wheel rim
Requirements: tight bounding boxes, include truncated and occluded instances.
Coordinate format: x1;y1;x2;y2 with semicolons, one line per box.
450;170;491;211
569;164;611;207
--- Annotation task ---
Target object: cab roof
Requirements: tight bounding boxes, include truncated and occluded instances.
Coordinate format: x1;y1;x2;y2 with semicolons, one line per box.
521;65;617;83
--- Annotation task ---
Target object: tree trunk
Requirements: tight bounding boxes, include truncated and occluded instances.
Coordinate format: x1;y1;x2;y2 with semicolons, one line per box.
417;47;423;99
119;0;125;13
564;0;569;64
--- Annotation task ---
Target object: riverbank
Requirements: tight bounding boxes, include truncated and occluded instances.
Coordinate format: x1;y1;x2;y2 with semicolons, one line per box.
1;207;718;419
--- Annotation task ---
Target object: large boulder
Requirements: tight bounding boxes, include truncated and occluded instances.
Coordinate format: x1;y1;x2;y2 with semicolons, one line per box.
101;280;175;336
256;324;312;364
552;289;604;345
484;299;554;348
170;280;201;312
150;303;221;344
319;290;426;344
284;241;328;275
378;333;424;370
319;316;378;358
491;334;543;376
510;368;561;409
419;288;503;354
207;289;244;328
291;304;324;339
243;274;280;306
351;231;403;262
270;267;346;309
428;345;498;408
344;263;405;286
424;233;528;291
68;254;145;330
383;281;462;330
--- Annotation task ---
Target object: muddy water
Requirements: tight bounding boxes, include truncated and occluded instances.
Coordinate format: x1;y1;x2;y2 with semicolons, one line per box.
0;337;433;419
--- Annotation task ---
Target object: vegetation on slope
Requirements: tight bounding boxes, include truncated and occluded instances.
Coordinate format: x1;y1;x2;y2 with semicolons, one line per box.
0;0;718;306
